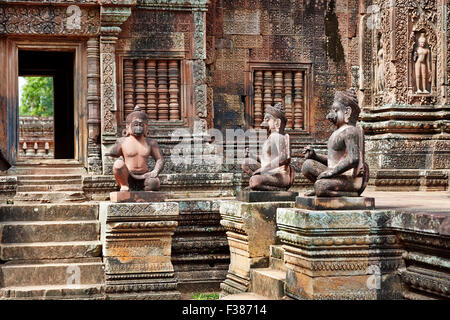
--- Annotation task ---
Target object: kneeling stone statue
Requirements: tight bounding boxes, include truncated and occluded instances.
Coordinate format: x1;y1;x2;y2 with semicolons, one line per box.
106;106;164;191
301;88;369;197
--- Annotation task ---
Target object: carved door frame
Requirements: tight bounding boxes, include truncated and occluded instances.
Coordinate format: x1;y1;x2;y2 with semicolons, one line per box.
4;38;87;166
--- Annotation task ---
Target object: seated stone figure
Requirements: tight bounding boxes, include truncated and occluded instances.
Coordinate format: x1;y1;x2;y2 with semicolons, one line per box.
301;89;369;197
242;102;295;191
106;106;164;191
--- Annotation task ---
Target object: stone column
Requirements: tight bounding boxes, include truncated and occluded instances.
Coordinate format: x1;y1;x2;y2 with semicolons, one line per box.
87;37;102;174
276;205;404;300
99;202;181;299
219;192;297;296
99;4;133;174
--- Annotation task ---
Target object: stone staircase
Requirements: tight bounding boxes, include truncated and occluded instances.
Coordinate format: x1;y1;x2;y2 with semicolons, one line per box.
0;204;105;299
221;245;291;300
9;161;87;203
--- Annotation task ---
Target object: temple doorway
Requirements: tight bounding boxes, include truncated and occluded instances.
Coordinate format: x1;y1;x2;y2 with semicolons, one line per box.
18;50;75;160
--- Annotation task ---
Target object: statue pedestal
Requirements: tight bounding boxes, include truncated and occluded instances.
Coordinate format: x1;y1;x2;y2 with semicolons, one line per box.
219;197;296;296
110;191;166;203
276;207;404;299
99;202;180;299
296;196;375;210
237;190;298;202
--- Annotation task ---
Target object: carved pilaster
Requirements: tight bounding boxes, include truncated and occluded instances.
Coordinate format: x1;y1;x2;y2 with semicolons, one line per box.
193;10;207;130
263;71;273;116
87;37;102;174
100;4;133;174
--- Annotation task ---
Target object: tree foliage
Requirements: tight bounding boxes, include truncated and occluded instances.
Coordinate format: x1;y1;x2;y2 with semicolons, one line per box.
19;77;54;117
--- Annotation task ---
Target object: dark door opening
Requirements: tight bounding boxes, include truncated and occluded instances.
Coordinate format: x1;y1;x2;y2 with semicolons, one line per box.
19;50;74;159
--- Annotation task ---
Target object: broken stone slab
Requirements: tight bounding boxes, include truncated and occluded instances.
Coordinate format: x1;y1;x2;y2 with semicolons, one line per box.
236;190;298;202
296;196;375;210
109;191;166;203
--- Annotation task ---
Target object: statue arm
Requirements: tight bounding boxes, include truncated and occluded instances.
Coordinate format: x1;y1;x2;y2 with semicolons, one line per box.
315;153;328;165
149;139;165;176
105;139;123;158
329;130;360;177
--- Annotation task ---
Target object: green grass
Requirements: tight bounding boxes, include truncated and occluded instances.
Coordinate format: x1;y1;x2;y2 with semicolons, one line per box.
192;292;220;300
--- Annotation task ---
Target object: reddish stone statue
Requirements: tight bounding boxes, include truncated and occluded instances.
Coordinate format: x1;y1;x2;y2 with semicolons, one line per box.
106;106;164;191
242;102;296;191
301;89;369;197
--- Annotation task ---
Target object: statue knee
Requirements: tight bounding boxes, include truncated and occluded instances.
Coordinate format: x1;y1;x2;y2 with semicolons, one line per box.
249;176;260;189
314;179;328;197
144;177;160;191
113;159;125;171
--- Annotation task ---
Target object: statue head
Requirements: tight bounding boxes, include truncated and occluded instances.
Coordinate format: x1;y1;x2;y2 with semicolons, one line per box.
261;102;287;134
327;88;360;127
126;105;148;137
417;33;427;47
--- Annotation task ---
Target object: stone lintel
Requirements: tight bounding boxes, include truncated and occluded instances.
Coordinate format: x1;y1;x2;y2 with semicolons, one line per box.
236;191;299;202
110;191;166;203
296;196;375;210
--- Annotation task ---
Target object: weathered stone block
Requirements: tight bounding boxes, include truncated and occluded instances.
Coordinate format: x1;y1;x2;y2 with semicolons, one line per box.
109;191;166;203
277;208;404;300
99;202;180;299
219;199;295;295
237;191;298;202
296;196;375;210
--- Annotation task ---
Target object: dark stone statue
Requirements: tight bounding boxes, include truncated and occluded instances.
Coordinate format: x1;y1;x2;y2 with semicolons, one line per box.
242;102;295;191
301;89;369;197
106;106;164;191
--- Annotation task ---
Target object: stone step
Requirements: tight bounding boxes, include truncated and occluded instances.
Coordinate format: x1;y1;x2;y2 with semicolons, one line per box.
1;241;102;260
0;284;104;300
0;203;98;222
13;191;87;203
269;245;286;271
250;268;286;300
9;162;86;176
0;220;99;243
17;175;82;182
16;184;83;192
1;259;104;287
220;292;271;300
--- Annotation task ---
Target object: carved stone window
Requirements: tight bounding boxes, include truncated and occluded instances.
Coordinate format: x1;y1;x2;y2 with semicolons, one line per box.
122;59;182;121
246;64;310;132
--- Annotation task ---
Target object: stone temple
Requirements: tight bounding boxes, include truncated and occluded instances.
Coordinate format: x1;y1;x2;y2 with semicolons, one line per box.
0;0;448;300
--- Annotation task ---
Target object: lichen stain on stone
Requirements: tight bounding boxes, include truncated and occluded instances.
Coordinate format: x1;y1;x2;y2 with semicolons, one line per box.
323;0;345;65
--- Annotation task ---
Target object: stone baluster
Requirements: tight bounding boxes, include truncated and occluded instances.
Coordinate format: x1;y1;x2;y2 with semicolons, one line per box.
157;60;169;120
284;71;293;129
123;59;135;118
294;71;304;130
253;71;263;128
134;59;146;109
168;60;180;121
274;71;283;105
146;60;158;120
263;71;273;116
